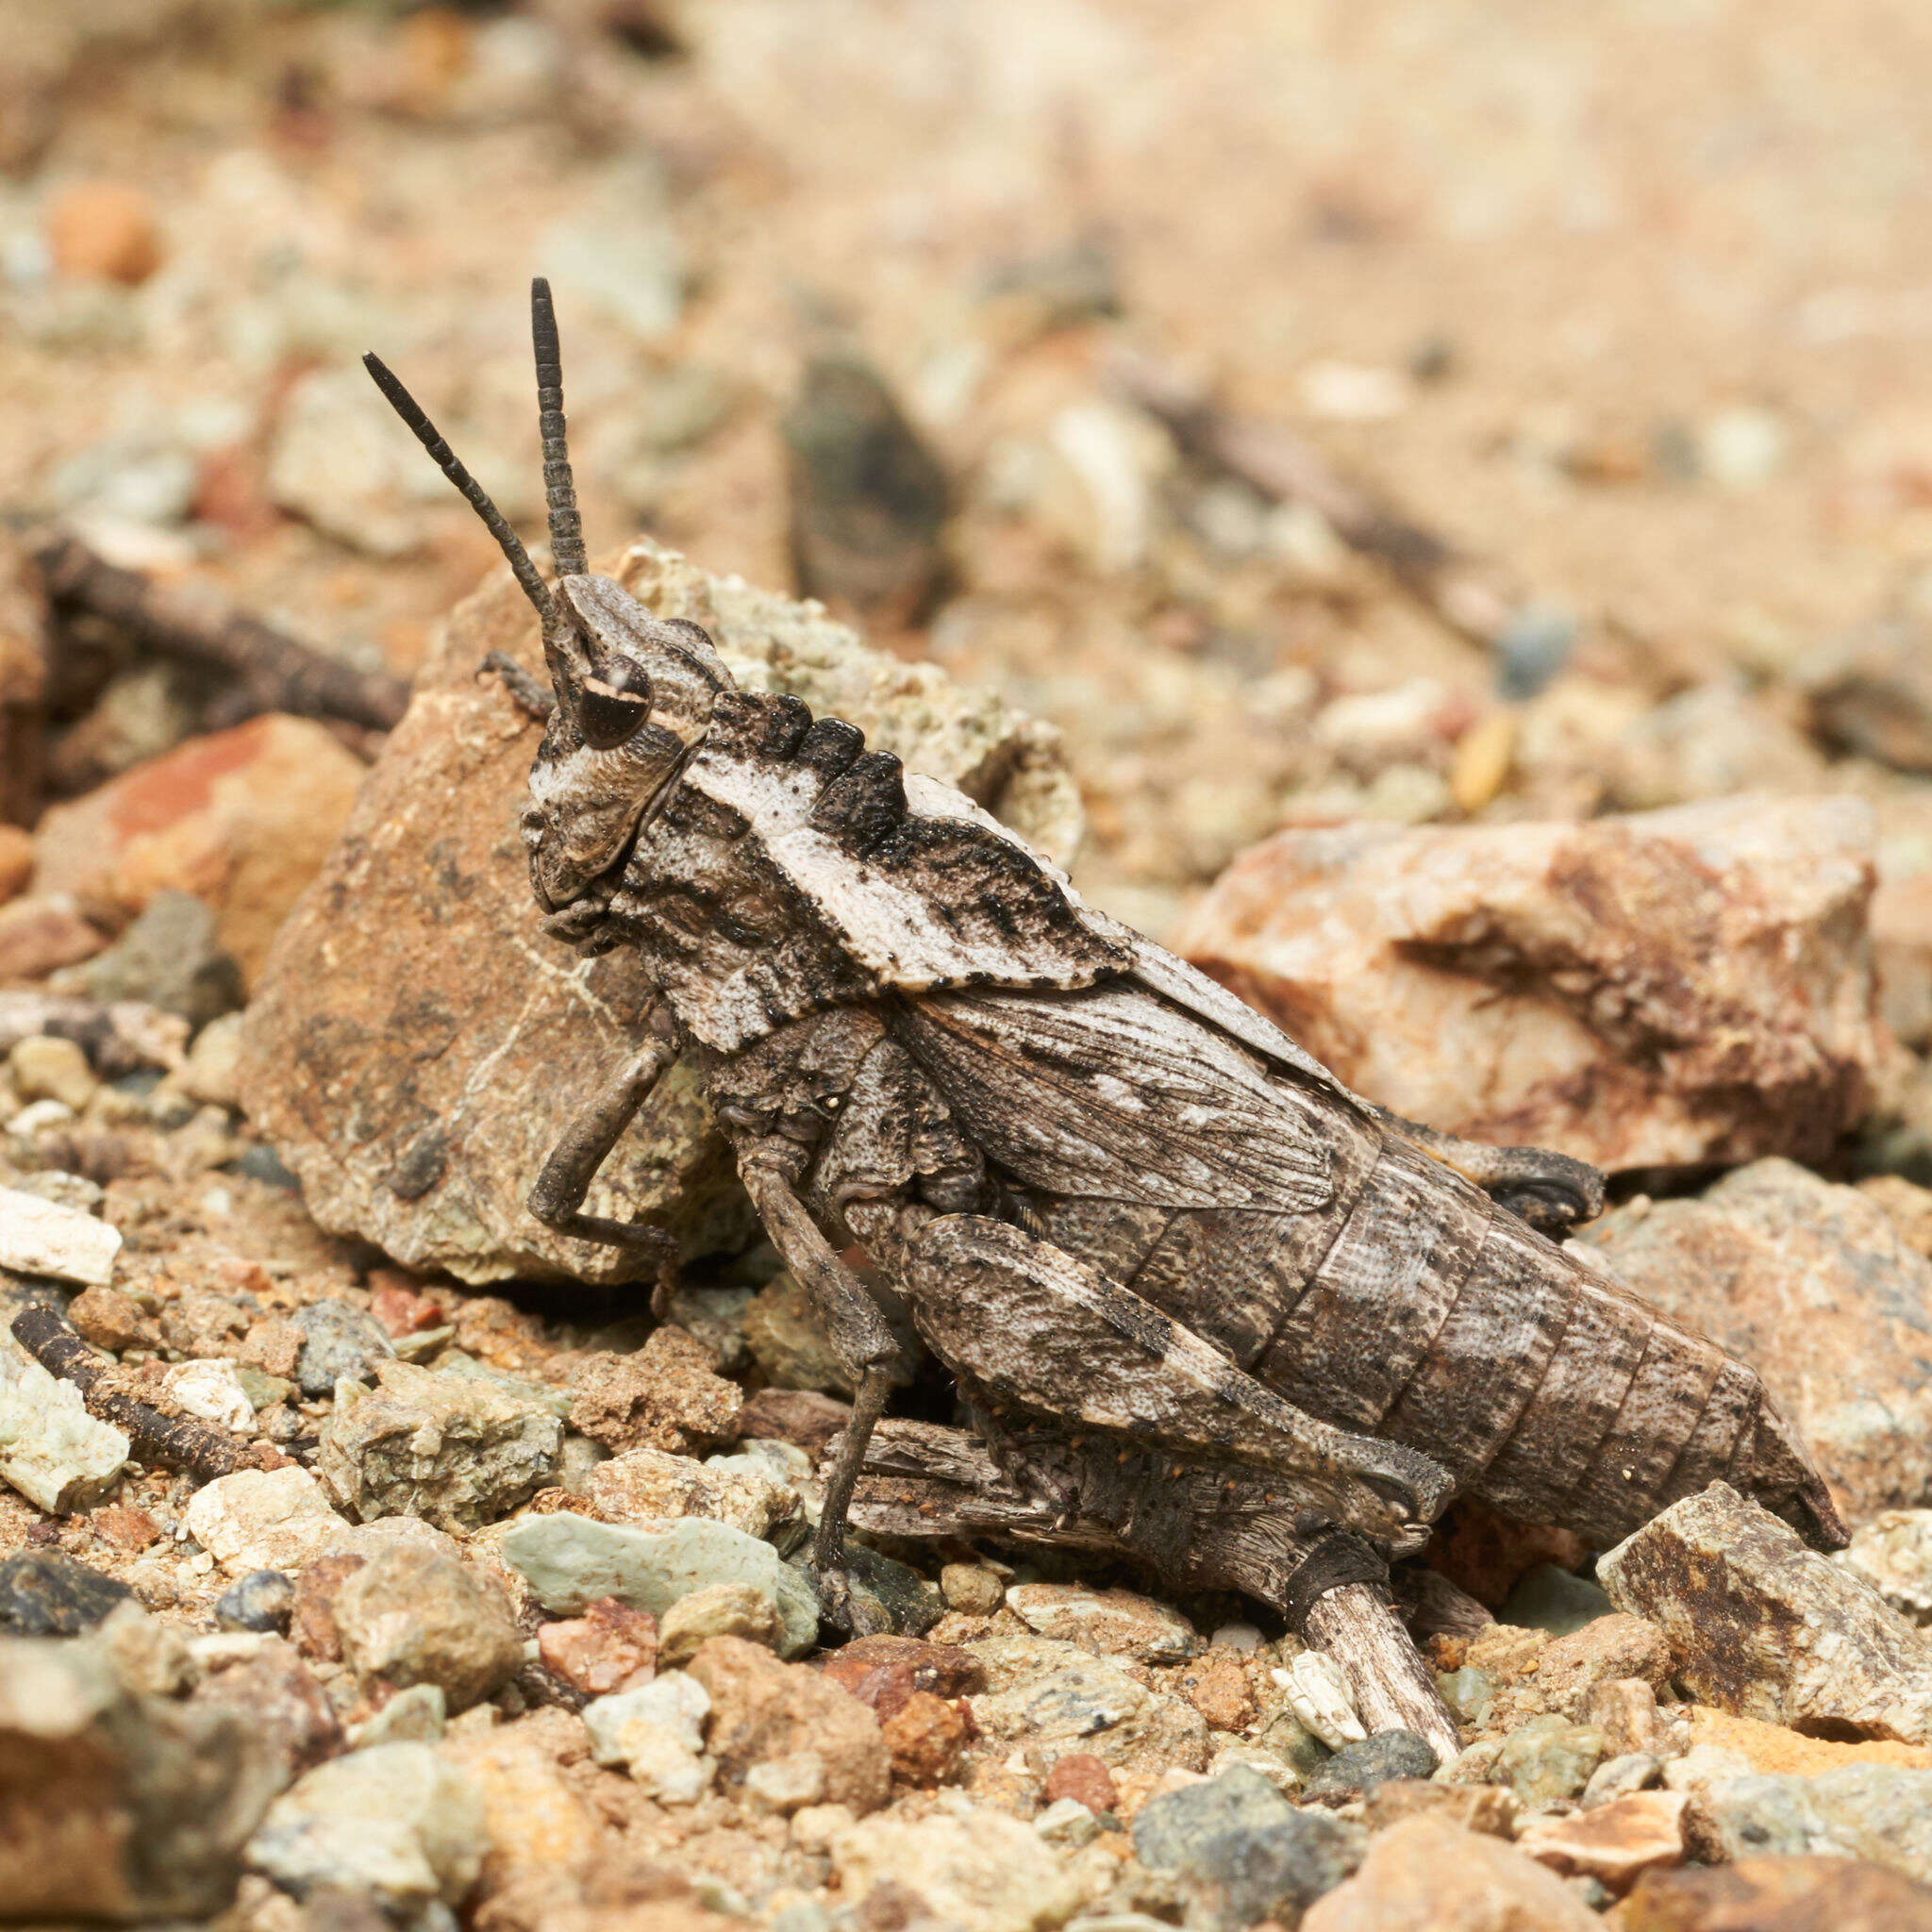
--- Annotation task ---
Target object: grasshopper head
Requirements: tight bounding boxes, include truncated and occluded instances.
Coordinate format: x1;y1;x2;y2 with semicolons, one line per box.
366;279;732;921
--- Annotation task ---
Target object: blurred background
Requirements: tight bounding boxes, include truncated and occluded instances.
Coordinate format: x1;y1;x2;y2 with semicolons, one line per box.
9;0;1932;940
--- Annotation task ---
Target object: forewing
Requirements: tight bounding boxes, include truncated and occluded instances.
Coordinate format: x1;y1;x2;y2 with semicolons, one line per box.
895;982;1339;1212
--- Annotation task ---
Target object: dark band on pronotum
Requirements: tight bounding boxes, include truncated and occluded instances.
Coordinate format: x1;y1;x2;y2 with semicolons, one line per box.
1280;1530;1390;1632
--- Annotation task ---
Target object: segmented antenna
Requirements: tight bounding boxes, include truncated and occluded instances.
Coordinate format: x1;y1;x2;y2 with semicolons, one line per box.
362;352;557;625
529;277;586;580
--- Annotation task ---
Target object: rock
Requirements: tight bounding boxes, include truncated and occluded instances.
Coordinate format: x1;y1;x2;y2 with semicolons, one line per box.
0;825;30;904
588;1446;797;1537
291;1298;394;1398
782;351;950;625
192;1637;342;1782
1622;1855;1932;1931
435;1708;602;1894
240;536;1079;1285
162;1357;255;1430
1842;1511;1932;1624
349;1680;446;1747
500;1513;819;1656
0;1629;281;1918
184;1465;346;1575
1531;1614;1671;1720
1279;1648;1369;1749
1362;1780;1521;1839
582;1671;714;1803
1584;1751;1665;1807
1004;1583;1199;1662
941;1561;1007;1616
828;1808;1084;1932
878;1689;970;1787
1135;1765;1364;1931
0;894;104;981
0;1549;131;1634
9;1033;96;1109
969;1632;1209;1775
46;180;162;285
536;1596;658;1695
0;1343;129;1511
735;1385;851;1457
1800;619;1932;775
1043;1752;1119;1814
817;1632;984;1706
1682;1704;1932;1775
743;1269;854;1394
658;1580;786;1667
566;1328;742;1455
178;1011;246;1109
1577;1164;1932;1517
1516;1790;1688;1890
215;1569;294;1634
74;891;243;1028
1600;1484;1932;1743
63;1286;157;1355
1178;1650;1256;1732
1175;796;1883;1173
246;1740;490;1908
687;1634;891;1815
745;1750;826;1813
0;1182;121;1284
317;1357;561;1531
1303;1730;1441;1801
1301;1812;1603;1931
1701;1766;1932;1884
329;1544;523;1712
32;716;366;990
1493;1716;1608;1804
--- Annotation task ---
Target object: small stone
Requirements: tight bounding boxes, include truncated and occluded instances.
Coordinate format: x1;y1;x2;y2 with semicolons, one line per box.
1622;1856;1932;1932
238;1317;301;1379
75;891;243;1028
1437;1665;1497;1728
0;1548;131;1634
1683;1703;1932;1775
1179;1650;1256;1732
1600;1483;1932;1742
1033;1794;1104;1845
348;1681;446;1748
291;1552;364;1661
1005;1581;1198;1662
0;1183;121;1284
291;1299;394;1398
743;1750;826;1814
941;1561;1006;1616
245;1740;490;1909
1582;1751;1665;1807
9;1033;96;1110
743;1271;854;1395
1517;1789;1689;1890
331;1545;523;1712
1700;1765;1932;1885
192;1636;342;1783
1042;1752;1119;1814
1583;1676;1665;1757
588;1443;797;1538
1301;1812;1601;1932
1361;1780;1521;1839
688;1634;891;1815
0;1344;129;1511
1841;1509;1932;1625
566;1327;742;1456
0;895;104;982
184;1465;346;1575
179;1012;246;1108
1494;1716;1609;1805
1134;1765;1365;1931
536;1595;658;1695
0;825;30;903
828;1808;1085;1932
1303;1730;1441;1802
1498;1564;1614;1637
878;1689;969;1788
500;1513;819;1657
317;1357;562;1531
1531;1613;1671;1718
215;1569;294;1634
0;1628;281;1918
161;1357;255;1431
67;1285;161;1353
818;1633;984;1707
658;1580;786;1667
735;1386;852;1457
583;1672;714;1803
46;180;162;285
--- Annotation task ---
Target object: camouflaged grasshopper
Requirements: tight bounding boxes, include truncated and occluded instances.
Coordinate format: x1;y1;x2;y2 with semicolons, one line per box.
365;287;1843;1713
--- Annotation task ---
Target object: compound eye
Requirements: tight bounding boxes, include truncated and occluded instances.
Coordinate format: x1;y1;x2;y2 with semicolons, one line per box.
577;655;652;749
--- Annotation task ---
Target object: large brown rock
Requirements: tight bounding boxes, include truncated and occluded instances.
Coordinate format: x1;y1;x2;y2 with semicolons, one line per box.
1575;1158;1932;1518
1175;795;1885;1174
241;539;1079;1283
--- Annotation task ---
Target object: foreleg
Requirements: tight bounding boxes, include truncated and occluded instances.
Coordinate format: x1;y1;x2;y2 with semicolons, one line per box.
1369;1106;1604;1233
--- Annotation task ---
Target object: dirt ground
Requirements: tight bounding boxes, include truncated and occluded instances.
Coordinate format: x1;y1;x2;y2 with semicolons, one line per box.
14;0;1932;932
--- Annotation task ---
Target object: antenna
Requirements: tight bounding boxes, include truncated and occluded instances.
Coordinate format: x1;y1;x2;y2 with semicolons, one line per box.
362;352;557;625
530;277;586;579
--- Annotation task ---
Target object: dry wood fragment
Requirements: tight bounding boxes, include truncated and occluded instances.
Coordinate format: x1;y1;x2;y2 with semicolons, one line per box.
10;1303;249;1483
1110;348;1516;645
32;530;411;734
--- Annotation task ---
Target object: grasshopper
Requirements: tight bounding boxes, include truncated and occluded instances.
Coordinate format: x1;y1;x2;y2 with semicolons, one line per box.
365;287;1842;1721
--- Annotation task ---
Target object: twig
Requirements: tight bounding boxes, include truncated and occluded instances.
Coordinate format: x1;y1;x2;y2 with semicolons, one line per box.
11;1304;241;1483
1110;349;1516;647
844;1417;1458;1759
32;530;412;734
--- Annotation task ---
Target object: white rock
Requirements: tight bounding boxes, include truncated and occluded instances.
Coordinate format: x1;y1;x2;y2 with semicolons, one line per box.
178;1013;246;1109
185;1465;345;1574
0;1186;121;1287
1281;1651;1367;1749
6;1100;75;1136
744;1750;826;1815
583;1672;714;1804
1034;1795;1104;1845
162;1359;255;1431
0;1343;128;1512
